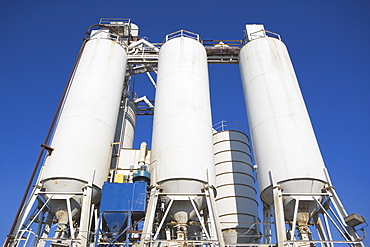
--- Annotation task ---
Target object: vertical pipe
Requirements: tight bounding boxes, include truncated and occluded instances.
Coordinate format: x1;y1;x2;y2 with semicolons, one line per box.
121;98;137;148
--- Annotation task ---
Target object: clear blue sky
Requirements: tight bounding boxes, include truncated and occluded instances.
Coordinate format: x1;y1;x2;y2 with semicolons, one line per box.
0;0;369;244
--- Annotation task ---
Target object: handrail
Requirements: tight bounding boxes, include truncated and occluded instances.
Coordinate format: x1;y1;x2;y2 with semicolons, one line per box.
99;18;131;26
213;120;246;133
203;39;243;47
165;30;200;42
243;29;281;44
87;25;126;46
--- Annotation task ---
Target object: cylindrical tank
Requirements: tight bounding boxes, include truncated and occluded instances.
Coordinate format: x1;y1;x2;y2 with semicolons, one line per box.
41;31;128;219
239;34;327;220
213;130;260;244
117;97;137;149
110;97;136;174
151;34;215;224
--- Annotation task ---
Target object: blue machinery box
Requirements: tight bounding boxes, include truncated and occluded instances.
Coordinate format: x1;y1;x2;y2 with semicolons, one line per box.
100;181;147;212
98;182;147;235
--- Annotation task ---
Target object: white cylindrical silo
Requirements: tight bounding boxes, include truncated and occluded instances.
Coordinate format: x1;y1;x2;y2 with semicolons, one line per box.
119;98;137;149
151;34;215;224
239;30;327;220
41;32;128;218
213;130;260;244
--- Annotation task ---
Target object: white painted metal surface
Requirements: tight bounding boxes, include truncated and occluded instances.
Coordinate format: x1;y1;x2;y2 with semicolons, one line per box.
239;29;327;219
121;99;137;148
118;149;151;170
41;34;128;209
245;24;266;41
213;130;260;244
151;35;215;223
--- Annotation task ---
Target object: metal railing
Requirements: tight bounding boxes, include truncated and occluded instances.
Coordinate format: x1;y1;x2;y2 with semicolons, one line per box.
243;29;281;44
85;18;134;46
99;17;131;26
88;29;125;45
213;120;246;133
203;39;243;47
165;29;200;42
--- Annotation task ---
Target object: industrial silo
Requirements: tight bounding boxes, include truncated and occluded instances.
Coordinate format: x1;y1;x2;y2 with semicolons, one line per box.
5;19;366;247
239;24;327;241
40;26;128;231
150;30;216;239
213;126;260;244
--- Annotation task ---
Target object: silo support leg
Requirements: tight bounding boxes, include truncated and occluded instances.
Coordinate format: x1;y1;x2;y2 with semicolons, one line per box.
11;186;42;240
139;188;160;247
205;187;225;247
323;168;364;246
39;213;54;247
77;184;93;247
66;197;75;239
189;197;211;240
312;214;331;247
76;171;95;247
263;203;272;244
153;199;174;240
272;185;287;247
